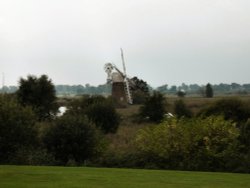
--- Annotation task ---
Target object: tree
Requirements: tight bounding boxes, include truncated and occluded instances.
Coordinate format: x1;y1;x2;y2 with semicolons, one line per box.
139;91;166;123
66;95;120;134
177;90;186;97
130;77;150;104
0;95;37;163
174;100;192;118
16;75;57;121
169;85;177;94
43;114;102;165
205;83;213;98
130;77;149;93
86;99;120;133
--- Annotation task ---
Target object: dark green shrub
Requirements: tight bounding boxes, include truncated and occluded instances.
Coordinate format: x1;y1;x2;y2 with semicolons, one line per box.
132;90;149;104
86;102;120;134
0;95;37;163
177;90;186;97
43;115;103;165
205;83;214;98
198;98;250;122
239;119;250;153
10;147;56;166
135;116;240;171
139;91;166;123
66;95;120;134
174;100;192;118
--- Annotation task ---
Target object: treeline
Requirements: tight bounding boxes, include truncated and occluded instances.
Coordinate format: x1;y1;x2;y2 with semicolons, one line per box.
105;93;250;172
0;74;250;173
55;84;111;96
1;82;250;96
0;75;120;166
0;84;112;96
156;83;250;95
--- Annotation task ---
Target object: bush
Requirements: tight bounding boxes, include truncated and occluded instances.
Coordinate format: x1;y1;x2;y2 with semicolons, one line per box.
135;116;240;171
198;98;250;122
9;147;56;166
239;119;250;161
139;91;166;123
96;126;141;168
66;95;120;134
174;100;192;118
86;101;120;134
176;90;186;97
0;95;37;164
132;90;149;104
43;114;103;165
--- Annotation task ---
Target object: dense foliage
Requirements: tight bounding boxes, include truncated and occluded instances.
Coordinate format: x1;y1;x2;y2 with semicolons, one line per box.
2;82;250;96
156;83;250;96
66;96;120;134
174;100;192;118
1;84;250;173
130;77;150;104
16;75;57;121
205;83;214;98
86;102;120;133
199;98;250;123
43;115;102;165
135;117;239;171
0;95;37;164
176;90;186;97
139;92;166;123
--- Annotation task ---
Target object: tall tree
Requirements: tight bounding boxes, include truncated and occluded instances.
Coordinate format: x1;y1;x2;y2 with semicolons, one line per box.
16;75;57;121
205;83;213;98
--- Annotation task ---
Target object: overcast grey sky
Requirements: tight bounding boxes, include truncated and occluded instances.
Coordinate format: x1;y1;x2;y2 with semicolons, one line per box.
0;0;249;87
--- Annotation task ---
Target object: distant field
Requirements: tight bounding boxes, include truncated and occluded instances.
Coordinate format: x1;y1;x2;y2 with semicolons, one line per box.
166;95;250;114
0;166;249;188
116;95;250;118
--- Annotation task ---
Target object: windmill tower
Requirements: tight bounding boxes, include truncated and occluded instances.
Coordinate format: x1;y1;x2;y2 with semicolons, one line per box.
104;49;133;105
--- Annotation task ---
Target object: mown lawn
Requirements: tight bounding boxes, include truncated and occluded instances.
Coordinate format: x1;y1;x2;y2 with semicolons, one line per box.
0;166;249;188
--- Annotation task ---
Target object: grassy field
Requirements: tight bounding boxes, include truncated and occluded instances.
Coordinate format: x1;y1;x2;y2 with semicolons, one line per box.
165;95;250;115
0;166;249;188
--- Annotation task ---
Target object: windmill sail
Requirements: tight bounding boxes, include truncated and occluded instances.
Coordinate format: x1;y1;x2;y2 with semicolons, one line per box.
120;48;133;104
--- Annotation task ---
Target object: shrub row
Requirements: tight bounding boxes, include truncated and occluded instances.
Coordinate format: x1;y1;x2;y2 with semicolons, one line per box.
0;93;249;173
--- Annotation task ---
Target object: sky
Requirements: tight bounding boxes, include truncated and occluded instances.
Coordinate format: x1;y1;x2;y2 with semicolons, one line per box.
0;0;250;87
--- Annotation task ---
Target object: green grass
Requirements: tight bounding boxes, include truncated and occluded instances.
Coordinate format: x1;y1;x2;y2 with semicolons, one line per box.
0;166;249;188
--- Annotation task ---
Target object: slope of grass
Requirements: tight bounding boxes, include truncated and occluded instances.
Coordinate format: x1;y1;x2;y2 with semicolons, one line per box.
0;166;249;188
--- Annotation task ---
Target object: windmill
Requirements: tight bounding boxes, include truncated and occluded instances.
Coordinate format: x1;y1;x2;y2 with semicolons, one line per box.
104;49;133;104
